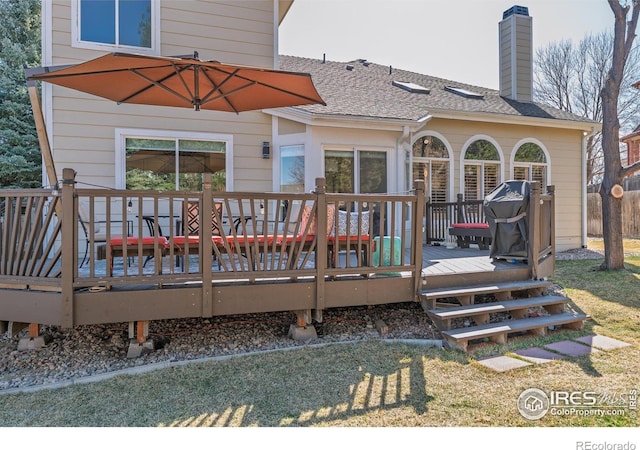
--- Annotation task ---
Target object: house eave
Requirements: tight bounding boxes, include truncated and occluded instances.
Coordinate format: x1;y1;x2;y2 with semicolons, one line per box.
620;130;640;142
278;0;295;24
263;107;425;131
428;108;600;132
264;106;600;133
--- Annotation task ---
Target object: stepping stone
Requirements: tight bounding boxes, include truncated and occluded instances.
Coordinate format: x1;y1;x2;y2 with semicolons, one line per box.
476;355;532;372
544;340;600;357
573;334;632;351
513;347;567;364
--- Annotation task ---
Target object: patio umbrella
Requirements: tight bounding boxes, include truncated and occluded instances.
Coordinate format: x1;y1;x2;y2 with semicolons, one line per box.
27;51;325;112
25;51;325;190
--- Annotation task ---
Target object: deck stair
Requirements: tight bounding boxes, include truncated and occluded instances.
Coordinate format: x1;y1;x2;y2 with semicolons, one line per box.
420;280;589;351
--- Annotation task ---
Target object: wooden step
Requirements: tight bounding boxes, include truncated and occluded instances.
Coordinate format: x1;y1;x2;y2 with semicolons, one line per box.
420;280;552;309
427;295;569;330
441;312;589;351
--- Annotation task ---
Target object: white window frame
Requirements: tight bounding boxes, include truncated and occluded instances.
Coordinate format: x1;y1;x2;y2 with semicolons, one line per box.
275;131;307;192
279;144;305;193
322;145;391;194
71;0;160;54
510;138;552;186
410;131;454;202
460;135;504;200
115;128;234;191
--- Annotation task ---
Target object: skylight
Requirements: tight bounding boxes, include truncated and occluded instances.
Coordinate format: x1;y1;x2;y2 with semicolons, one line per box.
392;80;430;94
445;86;484;99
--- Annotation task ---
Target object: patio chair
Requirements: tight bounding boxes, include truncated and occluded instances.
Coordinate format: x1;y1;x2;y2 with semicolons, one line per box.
328;208;371;267
172;201;224;269
275;203;336;269
78;201;132;267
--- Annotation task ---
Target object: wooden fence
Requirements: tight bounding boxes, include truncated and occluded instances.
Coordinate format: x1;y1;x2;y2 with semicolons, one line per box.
587;191;640;238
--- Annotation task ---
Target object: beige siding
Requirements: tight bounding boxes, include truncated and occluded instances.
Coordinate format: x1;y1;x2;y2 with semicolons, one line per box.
48;0;276;192
278;117;306;135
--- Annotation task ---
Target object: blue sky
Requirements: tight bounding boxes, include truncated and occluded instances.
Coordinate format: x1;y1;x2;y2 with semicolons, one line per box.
279;0;614;89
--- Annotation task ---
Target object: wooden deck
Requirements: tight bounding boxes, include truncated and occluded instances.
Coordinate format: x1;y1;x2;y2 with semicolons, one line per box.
0;174;556;353
421;244;530;289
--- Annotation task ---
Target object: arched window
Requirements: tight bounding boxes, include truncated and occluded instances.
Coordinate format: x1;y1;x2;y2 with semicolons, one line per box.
412;135;450;202
463;139;501;200
513;142;548;187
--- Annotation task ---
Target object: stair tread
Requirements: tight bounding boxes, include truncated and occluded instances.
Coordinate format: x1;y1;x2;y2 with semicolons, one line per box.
420;280;551;299
428;295;568;319
442;313;589;341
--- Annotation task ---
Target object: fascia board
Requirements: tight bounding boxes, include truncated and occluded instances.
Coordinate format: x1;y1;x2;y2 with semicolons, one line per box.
263;108;423;131
429;108;601;132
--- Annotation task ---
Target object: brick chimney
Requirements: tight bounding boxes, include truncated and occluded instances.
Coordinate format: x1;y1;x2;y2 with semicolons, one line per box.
499;5;532;102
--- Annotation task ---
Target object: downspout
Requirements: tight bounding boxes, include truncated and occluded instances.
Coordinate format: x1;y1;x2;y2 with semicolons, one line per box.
398;116;432;246
398;125;411;194
400;114;433;192
582;127;596;248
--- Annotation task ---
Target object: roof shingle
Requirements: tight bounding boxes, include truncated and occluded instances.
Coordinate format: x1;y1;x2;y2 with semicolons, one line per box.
279;55;594;124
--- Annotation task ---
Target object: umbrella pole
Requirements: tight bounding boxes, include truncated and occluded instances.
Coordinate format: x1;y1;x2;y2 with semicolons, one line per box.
26;79;61;216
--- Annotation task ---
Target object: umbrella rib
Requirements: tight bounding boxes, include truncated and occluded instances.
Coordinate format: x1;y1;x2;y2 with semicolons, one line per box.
199;68;242;113
202;81;258;105
205;66;326;106
250;78;327;105
118;65;195;105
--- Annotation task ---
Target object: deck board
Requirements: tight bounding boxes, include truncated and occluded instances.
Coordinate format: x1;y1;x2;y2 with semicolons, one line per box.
422;245;519;277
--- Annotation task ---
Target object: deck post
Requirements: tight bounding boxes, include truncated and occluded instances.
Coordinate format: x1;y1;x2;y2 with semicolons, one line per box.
527;182;541;280
202;173;213;317
314;177;327;317
413;180;425;299
455;193;464;223
547;185;556;274
60;168;76;328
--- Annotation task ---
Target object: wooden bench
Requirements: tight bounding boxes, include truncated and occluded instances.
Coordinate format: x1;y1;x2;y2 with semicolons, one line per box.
449;222;492;250
98;236;170;276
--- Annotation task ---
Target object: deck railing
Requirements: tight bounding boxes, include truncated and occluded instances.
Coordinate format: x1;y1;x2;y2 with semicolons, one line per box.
425;194;485;244
425;182;555;279
0;168;426;328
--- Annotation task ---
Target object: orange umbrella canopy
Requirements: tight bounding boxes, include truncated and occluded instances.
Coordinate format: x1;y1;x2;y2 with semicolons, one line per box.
28;52;325;112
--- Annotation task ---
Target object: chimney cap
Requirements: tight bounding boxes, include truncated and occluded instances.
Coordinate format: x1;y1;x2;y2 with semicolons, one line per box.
503;5;529;19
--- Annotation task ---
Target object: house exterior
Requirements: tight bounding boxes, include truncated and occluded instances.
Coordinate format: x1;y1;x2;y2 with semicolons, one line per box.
41;0;293;194
620;124;640;176
41;1;596;252
269;6;598;252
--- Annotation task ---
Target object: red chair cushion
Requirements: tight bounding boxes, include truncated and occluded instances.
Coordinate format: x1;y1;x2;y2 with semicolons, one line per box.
450;222;489;229
109;236;169;249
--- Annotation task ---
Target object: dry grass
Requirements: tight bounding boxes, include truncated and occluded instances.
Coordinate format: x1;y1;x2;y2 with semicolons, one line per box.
587;237;640;254
0;252;638;428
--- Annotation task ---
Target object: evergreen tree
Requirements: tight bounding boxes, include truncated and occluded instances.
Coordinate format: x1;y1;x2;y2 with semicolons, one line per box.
0;0;41;188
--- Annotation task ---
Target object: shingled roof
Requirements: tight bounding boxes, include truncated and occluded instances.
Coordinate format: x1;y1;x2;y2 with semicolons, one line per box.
278;55;595;126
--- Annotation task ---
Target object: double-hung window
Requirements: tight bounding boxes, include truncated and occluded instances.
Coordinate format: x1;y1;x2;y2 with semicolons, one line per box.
74;0;158;52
